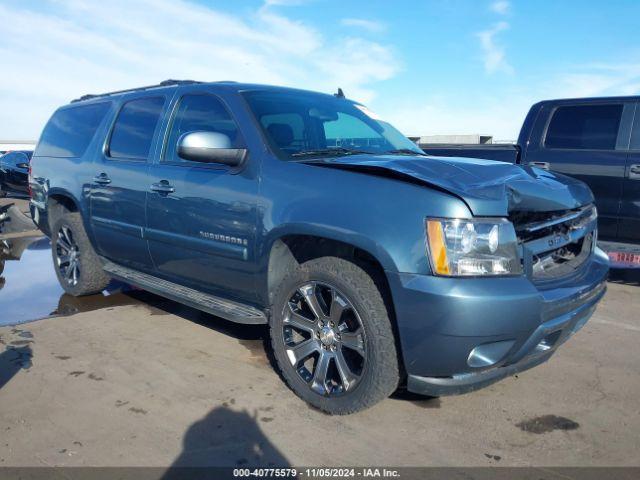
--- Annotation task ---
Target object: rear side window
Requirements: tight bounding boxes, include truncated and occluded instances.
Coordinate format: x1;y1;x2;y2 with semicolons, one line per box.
35;103;110;158
545;104;623;150
109;97;165;160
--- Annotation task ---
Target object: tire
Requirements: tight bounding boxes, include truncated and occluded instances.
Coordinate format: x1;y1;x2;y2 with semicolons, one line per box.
51;211;111;296
270;256;400;414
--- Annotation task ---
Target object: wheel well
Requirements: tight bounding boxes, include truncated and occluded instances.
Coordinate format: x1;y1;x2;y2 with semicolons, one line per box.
267;235;406;377
47;194;79;231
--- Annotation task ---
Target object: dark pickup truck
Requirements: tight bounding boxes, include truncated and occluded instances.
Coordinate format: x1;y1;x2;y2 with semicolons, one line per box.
421;97;640;268
30;81;608;414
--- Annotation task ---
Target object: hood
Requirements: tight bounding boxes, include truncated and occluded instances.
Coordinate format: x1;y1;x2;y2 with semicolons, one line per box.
305;154;594;216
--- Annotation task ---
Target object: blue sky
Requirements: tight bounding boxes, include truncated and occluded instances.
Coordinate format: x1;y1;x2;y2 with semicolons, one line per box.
1;0;639;140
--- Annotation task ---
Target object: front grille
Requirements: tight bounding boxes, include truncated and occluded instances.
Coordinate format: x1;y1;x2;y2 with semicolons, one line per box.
532;233;593;280
511;205;597;281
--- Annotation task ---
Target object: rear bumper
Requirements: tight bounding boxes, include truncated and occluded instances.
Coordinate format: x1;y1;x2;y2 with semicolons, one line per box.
387;248;609;396
29;200;49;236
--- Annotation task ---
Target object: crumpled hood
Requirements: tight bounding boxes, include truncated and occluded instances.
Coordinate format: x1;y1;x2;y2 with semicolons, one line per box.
306;154;594;216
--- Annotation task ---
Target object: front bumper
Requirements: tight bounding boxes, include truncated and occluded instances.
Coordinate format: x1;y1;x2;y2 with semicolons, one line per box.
387;248;609;396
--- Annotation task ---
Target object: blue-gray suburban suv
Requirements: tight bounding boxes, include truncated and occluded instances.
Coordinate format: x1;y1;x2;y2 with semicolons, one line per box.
29;80;609;414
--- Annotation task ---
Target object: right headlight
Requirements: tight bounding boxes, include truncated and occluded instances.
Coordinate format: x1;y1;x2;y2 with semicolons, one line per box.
426;218;522;277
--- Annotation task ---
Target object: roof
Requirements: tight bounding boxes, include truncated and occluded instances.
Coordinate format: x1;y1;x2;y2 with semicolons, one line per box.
70;79;343;104
535;95;640;105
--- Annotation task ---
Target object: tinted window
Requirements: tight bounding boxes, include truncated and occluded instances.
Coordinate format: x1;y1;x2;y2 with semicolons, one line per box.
35;103;110;158
164;94;241;163
545;104;623;150
14;152;30;165
109;97;165;160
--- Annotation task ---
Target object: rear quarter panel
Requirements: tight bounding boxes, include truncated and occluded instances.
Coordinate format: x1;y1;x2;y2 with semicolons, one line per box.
30;102;118;241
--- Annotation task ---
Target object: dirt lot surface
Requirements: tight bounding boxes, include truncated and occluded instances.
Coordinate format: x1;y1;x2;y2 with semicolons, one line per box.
0;265;638;468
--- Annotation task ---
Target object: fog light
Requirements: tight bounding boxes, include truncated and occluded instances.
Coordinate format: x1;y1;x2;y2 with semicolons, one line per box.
467;340;515;368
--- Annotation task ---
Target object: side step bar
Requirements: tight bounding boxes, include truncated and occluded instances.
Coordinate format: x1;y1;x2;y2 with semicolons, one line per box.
103;261;267;325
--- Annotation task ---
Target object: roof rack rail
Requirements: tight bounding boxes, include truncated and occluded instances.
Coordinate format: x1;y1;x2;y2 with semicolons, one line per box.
71;79;202;103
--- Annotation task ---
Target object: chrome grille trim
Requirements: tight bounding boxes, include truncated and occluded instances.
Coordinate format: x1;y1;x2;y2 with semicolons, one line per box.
517;205;596;235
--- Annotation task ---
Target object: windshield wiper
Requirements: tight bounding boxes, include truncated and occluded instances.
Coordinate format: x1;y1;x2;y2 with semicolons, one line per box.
290;148;372;158
383;149;428;156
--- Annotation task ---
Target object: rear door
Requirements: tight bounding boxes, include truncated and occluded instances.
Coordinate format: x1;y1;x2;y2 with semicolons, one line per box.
620;102;640;243
524;101;633;240
89;94;168;272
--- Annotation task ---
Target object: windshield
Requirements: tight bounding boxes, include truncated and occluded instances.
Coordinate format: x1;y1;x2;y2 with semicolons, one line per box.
243;90;424;159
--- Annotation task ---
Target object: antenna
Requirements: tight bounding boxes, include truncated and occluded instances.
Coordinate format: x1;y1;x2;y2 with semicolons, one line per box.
334;88;345;98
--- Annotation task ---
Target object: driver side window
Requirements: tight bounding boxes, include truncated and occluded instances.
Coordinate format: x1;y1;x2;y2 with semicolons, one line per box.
164;94;242;163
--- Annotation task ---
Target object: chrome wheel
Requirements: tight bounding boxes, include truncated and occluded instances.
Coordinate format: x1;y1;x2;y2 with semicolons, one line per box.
56;225;80;287
283;282;366;397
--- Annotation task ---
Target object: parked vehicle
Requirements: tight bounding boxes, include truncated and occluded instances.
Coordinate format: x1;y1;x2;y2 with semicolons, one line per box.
0;150;32;198
421;96;640;268
419;143;519;163
30;80;608;414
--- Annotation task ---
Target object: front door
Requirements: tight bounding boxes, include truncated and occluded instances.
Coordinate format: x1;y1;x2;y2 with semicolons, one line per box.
619;102;640;243
146;91;260;303
89;94;167;271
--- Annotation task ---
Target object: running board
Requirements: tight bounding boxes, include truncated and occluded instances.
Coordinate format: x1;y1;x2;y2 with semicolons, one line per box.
103;261;267;325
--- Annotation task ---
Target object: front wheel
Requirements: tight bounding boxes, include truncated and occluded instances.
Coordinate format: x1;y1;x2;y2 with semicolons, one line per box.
270;257;400;414
51;212;111;296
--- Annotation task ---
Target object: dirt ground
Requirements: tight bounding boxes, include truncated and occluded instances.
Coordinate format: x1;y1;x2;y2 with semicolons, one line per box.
0;268;638;468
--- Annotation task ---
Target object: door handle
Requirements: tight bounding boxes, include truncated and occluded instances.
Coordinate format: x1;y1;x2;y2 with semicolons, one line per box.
529;161;550;170
629;164;640;180
150;181;175;194
93;173;111;185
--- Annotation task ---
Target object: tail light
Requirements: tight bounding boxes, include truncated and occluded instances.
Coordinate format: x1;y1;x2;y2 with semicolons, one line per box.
27;163;33;198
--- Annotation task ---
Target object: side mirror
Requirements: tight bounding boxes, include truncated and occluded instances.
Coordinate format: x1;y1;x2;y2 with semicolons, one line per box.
177;131;247;167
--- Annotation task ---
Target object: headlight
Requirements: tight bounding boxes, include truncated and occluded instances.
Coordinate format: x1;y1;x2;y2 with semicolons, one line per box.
426;218;522;276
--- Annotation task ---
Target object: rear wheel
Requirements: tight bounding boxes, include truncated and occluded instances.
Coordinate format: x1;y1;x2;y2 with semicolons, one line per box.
270;256;400;414
51;212;111;296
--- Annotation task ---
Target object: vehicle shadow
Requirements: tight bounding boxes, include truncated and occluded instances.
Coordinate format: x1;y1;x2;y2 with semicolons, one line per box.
608;268;640;286
0;345;32;390
161;406;290;476
133;290;267;340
